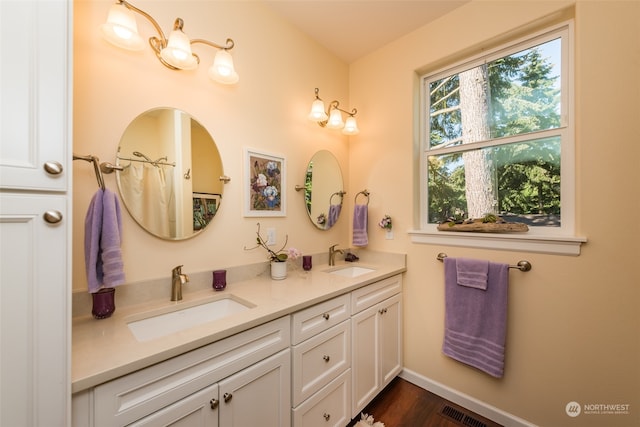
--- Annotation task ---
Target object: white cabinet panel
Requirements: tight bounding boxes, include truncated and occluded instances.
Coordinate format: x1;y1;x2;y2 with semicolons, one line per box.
351;304;379;414
292;320;350;406
0;193;69;426
351;276;403;417
0;0;70;191
292;369;351;427
129;384;219;427
219;349;291;427
291;294;350;345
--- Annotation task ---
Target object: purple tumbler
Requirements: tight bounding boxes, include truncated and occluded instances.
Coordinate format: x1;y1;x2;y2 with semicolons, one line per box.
212;270;227;291
302;255;312;271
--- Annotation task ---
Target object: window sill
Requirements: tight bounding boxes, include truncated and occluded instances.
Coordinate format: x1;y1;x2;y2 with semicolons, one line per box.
408;229;586;256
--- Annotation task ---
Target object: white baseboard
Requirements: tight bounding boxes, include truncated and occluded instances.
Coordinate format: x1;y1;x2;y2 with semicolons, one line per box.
399;368;538;427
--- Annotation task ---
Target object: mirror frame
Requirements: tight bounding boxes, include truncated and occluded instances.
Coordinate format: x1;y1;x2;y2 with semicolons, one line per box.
302;150;344;230
115;107;225;240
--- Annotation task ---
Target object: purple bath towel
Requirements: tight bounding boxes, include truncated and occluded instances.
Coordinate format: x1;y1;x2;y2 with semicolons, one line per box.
442;257;509;378
352;204;368;246
84;188;125;293
327;204;342;228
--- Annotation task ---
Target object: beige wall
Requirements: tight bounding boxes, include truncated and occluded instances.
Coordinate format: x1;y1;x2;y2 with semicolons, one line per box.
349;1;640;426
73;0;352;288
74;0;639;426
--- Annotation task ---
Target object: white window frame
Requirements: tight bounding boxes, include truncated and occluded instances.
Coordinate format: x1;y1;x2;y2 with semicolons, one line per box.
410;20;586;255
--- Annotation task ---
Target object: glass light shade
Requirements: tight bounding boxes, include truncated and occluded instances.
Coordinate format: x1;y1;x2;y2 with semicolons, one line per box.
342;116;360;135
308;99;328;121
100;3;145;51
327;109;344;129
208;50;239;84
160;29;198;70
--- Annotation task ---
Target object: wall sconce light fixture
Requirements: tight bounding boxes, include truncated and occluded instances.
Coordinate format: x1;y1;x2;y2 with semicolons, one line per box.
308;88;359;135
101;0;239;84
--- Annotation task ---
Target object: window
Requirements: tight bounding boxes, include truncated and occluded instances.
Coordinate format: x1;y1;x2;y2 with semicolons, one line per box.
413;22;585;254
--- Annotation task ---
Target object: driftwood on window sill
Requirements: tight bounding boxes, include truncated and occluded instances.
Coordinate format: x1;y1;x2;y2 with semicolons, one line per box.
437;220;529;233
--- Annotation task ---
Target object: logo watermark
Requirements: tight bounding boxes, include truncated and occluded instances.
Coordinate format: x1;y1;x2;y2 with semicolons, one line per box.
565;402;581;417
566;401;631;417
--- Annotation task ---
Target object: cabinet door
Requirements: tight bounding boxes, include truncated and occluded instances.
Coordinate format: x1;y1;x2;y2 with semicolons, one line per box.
292;369;351;427
0;193;69;426
379;294;402;387
218;349;291;427
129;384;219;427
0;0;70;191
350;304;379;416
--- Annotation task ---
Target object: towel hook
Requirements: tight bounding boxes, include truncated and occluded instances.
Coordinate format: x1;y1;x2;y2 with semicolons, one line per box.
437;252;532;272
355;189;370;205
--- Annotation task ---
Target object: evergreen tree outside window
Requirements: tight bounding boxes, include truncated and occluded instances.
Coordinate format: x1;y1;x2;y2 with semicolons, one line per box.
421;23;574;238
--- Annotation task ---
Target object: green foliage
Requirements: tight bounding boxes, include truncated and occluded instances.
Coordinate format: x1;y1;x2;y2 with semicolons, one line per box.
427;41;562;224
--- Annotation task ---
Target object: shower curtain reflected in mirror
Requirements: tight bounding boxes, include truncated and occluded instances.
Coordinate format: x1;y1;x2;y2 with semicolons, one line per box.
118;162;175;237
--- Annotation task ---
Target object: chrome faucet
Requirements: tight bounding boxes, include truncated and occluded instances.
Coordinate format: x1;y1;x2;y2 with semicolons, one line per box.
328;244;344;266
171;265;189;301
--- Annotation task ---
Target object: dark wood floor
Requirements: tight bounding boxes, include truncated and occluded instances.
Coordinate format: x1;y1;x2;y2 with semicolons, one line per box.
347;377;503;427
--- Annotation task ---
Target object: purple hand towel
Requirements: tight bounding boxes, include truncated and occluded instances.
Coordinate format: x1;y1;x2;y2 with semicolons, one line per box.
352;204;368;246
327;204;342;228
84;188;125;293
456;257;489;290
442;257;509;378
101;189;125;288
85;189;104;293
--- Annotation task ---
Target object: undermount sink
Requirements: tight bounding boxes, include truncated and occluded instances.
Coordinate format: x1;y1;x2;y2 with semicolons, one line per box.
325;265;376;278
127;296;254;342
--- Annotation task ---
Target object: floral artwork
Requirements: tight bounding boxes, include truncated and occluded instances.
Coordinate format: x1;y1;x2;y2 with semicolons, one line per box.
244;149;286;216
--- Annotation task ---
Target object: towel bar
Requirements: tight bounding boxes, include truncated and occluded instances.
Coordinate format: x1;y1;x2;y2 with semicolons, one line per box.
73;154;105;190
437;252;531;272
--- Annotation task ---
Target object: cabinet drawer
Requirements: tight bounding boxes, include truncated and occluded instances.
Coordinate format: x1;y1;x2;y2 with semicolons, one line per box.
292;369;351;427
94;317;289;427
351;274;402;314
291;294;350;345
292;320;350;406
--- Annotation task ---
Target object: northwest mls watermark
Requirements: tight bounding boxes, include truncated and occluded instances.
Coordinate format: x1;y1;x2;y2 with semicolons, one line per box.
566;401;631;417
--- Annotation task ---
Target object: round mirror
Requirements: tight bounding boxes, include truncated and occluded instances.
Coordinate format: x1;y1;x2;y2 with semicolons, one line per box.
115;108;225;240
303;150;344;230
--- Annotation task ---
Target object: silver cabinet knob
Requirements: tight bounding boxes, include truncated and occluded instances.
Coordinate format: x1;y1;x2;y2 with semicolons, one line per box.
43;161;63;175
323;413;331;421
209;398;219;410
43;210;63;224
322;313;330;320
223;392;233;402
323;355;330;362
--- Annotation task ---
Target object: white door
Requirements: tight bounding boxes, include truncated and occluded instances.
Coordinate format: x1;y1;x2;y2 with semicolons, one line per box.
0;193;69;426
379;294;402;387
0;0;70;191
218;349;291;427
350;304;379;416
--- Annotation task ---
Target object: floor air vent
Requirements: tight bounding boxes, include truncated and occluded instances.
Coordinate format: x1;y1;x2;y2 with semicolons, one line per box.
440;405;487;427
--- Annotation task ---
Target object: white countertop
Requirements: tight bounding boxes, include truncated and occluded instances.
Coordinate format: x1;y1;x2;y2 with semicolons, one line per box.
72;255;406;393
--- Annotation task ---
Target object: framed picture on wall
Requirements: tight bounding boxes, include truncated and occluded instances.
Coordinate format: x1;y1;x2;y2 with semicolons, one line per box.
243;148;286;217
193;193;221;230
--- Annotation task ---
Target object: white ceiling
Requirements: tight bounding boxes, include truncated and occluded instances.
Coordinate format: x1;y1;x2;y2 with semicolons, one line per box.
262;0;470;63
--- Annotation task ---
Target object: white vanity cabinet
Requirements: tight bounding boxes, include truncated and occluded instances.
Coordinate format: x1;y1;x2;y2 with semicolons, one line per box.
130;350;291;427
291;294;352;427
351;275;403;417
72;317;290;427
